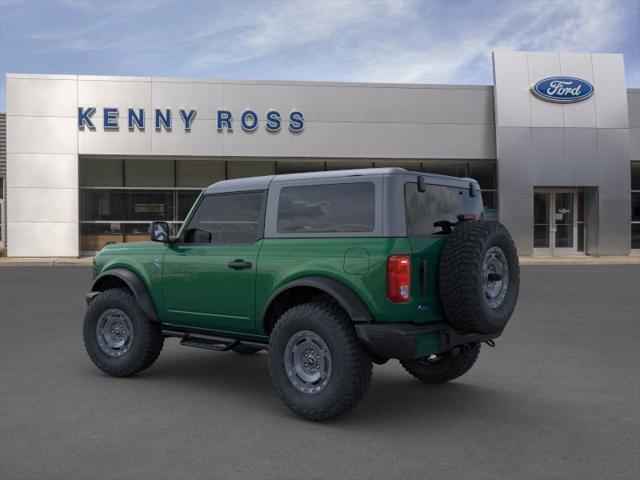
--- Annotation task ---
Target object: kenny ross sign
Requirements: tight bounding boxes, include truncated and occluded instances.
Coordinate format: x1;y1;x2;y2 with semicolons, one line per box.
77;107;304;133
530;76;594;103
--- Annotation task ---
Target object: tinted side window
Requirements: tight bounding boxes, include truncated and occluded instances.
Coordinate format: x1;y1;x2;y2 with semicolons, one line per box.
277;183;375;234
405;183;467;236
184;191;265;244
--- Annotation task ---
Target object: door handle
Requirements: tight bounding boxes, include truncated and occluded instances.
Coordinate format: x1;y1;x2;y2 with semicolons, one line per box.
227;259;252;270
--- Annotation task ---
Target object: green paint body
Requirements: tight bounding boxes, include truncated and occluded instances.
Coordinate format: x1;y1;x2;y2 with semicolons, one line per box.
94;234;447;354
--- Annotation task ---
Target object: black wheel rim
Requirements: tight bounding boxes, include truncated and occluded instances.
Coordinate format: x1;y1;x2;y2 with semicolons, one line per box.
95;308;134;357
284;330;332;394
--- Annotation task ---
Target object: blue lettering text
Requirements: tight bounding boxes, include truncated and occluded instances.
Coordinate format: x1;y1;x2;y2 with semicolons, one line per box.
179;109;197;130
288;111;304;133
217;110;233;131
78;107;96;129
103;108;119;129
265;110;281;132
128;108;145;130
241;110;259;132
155;109;172;130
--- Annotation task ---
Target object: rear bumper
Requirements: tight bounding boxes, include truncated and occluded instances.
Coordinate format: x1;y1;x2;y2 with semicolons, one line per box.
355;321;500;360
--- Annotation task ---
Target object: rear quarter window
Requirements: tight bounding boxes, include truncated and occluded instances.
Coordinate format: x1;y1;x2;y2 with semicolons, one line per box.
277;182;375;233
405;182;480;236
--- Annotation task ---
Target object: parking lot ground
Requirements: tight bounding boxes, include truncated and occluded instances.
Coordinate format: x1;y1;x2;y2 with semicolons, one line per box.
1;265;639;480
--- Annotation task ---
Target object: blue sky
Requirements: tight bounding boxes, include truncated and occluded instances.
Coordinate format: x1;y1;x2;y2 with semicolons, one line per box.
0;0;639;111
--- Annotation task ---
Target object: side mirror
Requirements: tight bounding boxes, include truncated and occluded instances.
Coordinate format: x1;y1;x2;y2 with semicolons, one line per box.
149;221;170;242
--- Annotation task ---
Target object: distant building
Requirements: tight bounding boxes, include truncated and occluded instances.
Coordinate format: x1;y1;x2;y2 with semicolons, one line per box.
3;51;639;257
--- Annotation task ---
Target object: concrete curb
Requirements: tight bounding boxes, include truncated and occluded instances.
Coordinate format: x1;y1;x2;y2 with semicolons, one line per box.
518;256;640;265
0;257;95;266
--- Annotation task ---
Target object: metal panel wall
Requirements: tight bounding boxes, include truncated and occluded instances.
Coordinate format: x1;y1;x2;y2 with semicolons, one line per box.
6;74;79;257
493;52;631;256
71;78;496;159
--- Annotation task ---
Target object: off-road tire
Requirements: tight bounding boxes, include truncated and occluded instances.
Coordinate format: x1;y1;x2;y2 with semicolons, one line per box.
400;343;481;384
231;345;264;355
268;301;373;421
83;288;164;377
439;220;519;334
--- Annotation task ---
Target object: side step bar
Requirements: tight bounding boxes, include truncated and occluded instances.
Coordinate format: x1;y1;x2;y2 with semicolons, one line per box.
163;329;268;352
181;334;238;352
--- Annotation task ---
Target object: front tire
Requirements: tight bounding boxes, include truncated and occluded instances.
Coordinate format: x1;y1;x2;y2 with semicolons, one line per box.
83;288;164;377
268;301;372;421
400;343;481;384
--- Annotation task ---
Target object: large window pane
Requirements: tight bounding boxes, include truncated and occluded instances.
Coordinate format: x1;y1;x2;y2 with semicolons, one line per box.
80;223;124;251
123;223;153;243
482;191;498;221
325;161;374;171
469;162;496;190
185;192;265;244
278;183;375;234
227;161;275;179
632;224;640;249
534;225;550;248
632;192;640;222
125;159;174;187
422;161;466;178
178;191;201;219
127;190;174;221
534;193;549;224
374;161;421;171
176;160;225;188
631;162;640;191
277;160;325;174
80;158;123;187
81;190;126;221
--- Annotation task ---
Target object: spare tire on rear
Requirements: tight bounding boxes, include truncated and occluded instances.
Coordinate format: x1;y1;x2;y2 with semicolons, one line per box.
438;220;519;335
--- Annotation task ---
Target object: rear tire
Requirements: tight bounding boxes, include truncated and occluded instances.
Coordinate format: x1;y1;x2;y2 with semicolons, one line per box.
400;343;481;384
83;288;164;377
268;301;372;421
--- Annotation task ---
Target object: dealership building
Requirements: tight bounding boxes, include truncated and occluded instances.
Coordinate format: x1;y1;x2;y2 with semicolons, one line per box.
1;51;639;257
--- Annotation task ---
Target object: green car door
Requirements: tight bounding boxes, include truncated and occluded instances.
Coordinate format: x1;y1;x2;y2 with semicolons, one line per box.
161;191;266;334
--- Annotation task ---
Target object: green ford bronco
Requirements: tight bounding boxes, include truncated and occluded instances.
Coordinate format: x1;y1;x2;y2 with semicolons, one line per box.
84;168;519;421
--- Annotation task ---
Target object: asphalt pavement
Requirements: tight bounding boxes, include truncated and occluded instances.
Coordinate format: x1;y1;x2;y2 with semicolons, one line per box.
1;265;639;480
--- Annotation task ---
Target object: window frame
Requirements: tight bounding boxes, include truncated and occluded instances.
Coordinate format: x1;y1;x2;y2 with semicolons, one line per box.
177;190;268;246
265;177;383;239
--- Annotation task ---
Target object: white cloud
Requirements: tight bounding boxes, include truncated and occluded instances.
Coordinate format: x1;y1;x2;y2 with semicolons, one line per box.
2;0;637;87
189;0;413;69
350;0;632;84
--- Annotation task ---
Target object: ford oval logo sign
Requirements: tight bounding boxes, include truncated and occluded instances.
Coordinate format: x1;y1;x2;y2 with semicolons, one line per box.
531;76;594;103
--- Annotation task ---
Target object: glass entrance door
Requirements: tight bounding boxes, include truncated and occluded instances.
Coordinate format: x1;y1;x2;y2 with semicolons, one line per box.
533;192;551;254
553;192;575;254
533;190;579;255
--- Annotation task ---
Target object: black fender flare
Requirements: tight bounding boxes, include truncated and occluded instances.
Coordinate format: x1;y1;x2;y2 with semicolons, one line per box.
261;276;373;328
91;268;160;322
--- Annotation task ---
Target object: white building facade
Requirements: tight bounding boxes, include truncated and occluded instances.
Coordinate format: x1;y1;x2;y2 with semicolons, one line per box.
3;51;640;257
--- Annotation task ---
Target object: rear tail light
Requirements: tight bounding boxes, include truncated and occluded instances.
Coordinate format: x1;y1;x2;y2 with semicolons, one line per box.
387;255;411;302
